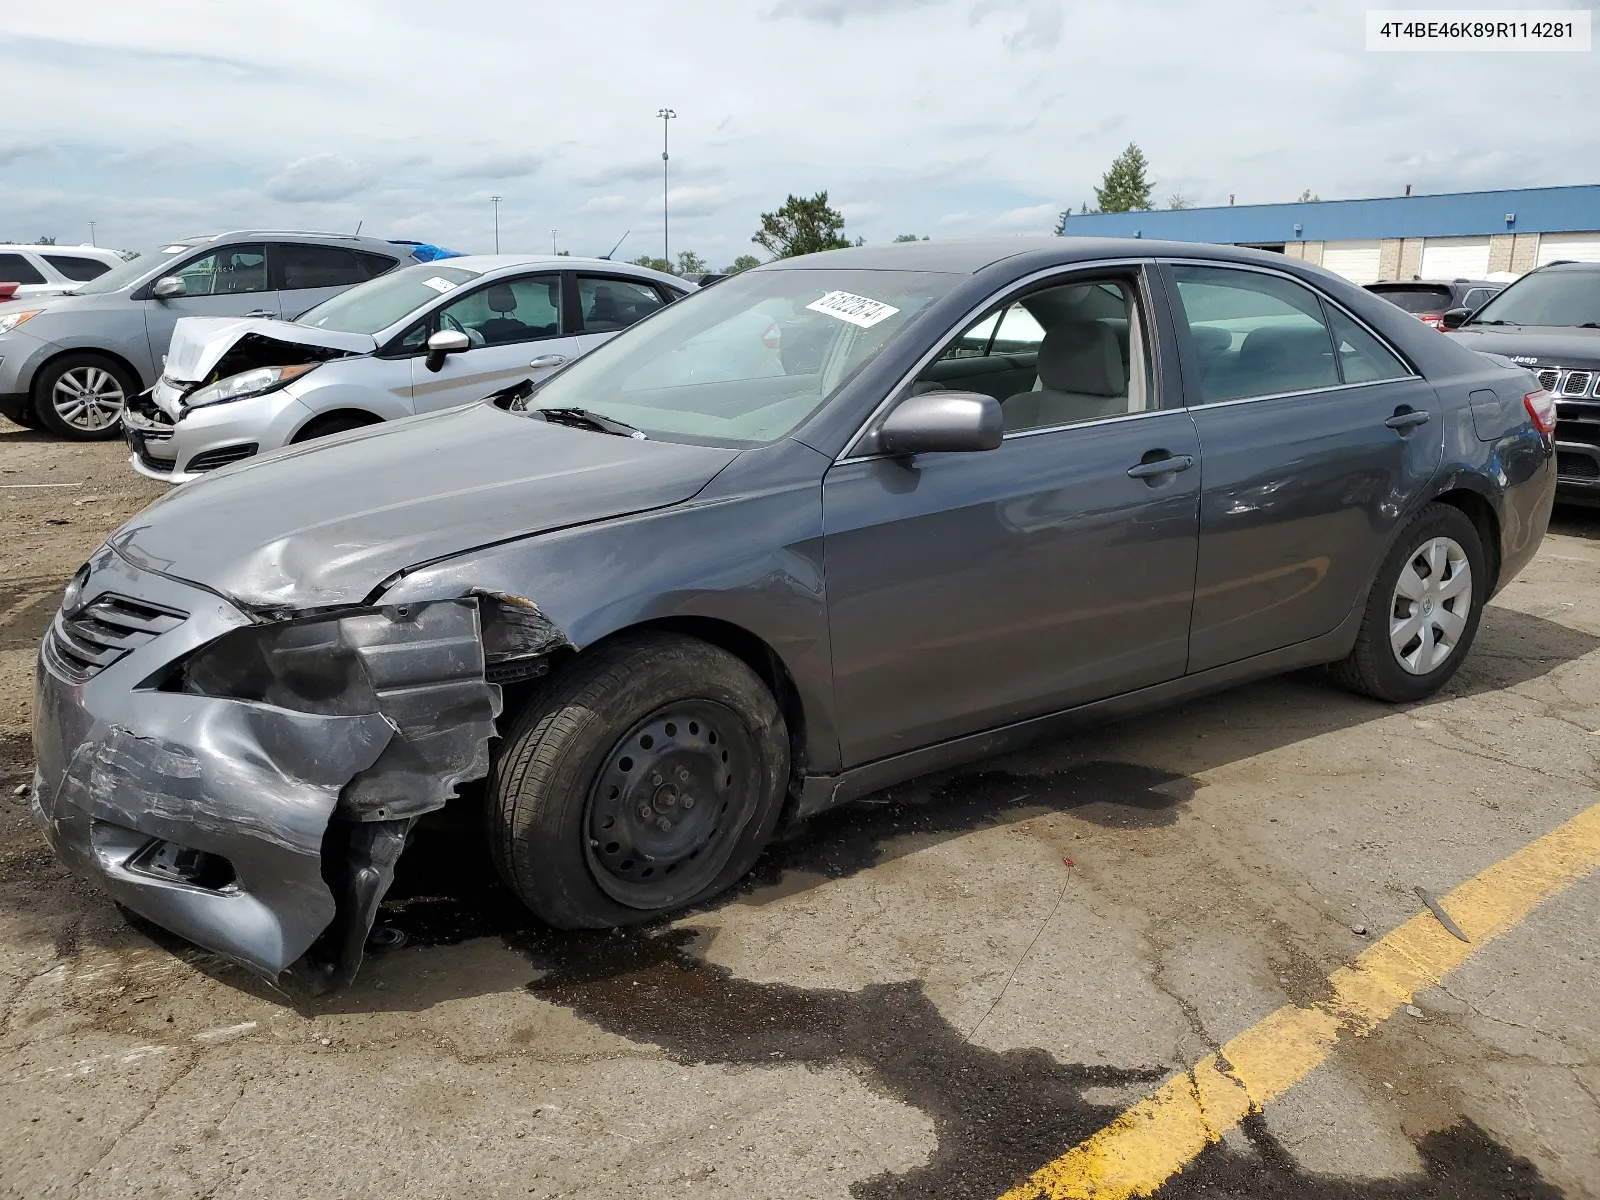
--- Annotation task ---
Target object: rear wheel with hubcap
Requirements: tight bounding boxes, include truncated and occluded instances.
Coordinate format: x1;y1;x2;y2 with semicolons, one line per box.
33;353;136;440
489;633;789;927
1331;503;1487;703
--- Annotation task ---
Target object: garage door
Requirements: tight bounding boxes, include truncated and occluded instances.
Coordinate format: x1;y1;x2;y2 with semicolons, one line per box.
1537;232;1600;265
1420;236;1491;279
1320;240;1383;284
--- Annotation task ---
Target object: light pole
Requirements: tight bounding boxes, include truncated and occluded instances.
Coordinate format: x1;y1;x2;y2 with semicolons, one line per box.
490;195;502;253
551;228;558;255
87;221;96;247
657;107;675;267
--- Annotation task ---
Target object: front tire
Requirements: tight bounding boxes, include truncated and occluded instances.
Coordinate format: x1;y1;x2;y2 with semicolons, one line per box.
1331;503;1486;703
33;353;136;440
488;633;789;928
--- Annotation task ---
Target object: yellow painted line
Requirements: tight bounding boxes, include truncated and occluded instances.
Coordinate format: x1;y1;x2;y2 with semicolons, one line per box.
1000;800;1600;1200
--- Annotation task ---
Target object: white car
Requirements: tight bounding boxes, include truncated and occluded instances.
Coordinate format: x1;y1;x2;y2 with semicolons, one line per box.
125;255;688;482
0;244;128;298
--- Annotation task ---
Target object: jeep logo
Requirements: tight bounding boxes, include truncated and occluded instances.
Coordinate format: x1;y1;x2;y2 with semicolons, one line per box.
1511;356;1539;365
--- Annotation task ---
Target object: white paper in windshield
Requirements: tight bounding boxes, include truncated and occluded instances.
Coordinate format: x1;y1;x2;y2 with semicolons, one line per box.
806;290;900;329
421;276;458;294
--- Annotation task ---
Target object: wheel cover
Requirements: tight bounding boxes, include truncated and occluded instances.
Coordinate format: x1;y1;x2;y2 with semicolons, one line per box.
52;366;126;431
584;700;762;910
1389;535;1472;675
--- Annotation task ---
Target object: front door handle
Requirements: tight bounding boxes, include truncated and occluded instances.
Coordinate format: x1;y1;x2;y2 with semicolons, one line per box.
243;309;276;318
1385;409;1431;431
1127;453;1195;479
529;354;568;369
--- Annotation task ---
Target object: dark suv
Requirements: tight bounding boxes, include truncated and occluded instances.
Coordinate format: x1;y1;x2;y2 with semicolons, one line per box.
1366;279;1503;331
1444;261;1600;501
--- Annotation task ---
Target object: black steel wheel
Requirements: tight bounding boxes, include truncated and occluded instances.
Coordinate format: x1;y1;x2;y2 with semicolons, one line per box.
489;633;789;928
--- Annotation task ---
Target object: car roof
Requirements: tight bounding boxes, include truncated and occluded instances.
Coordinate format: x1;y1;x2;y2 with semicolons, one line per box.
164;230;420;255
759;236;1307;274
0;244;121;256
1534;260;1600;272
1367;279;1499;288
435;254;688;289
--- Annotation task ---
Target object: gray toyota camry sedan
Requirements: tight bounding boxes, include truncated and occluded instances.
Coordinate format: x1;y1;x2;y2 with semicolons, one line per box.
32;237;1556;989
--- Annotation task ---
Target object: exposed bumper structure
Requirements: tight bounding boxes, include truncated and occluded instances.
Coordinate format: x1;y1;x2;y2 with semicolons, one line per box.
30;544;502;986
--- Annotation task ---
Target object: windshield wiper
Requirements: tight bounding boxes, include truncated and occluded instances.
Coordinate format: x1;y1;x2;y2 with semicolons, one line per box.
536;407;646;439
1579;322;1600;329
1471;319;1508;325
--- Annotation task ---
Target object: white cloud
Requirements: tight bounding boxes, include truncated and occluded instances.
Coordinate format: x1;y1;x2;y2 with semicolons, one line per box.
992;203;1058;231
446;152;543;180
582;194;629;213
0;139;51;167
263;153;372;203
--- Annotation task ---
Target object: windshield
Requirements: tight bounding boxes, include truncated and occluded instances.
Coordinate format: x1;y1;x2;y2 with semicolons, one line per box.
73;247;183;295
1468;270;1600;327
297;262;481;334
524;268;958;446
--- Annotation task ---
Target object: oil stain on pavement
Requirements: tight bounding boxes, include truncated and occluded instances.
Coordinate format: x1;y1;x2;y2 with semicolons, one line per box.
370;762;1565;1199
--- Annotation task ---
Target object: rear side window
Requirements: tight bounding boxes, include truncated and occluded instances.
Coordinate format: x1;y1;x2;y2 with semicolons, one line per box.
278;244;369;290
0;253;45;284
355;251;399;280
1170;265;1338;402
577;275;667;332
1371;285;1453;315
43;254;111;281
1461;287;1496;311
1326;307;1410;384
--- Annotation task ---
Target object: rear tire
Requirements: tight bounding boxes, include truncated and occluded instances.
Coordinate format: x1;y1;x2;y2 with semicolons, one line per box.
33;353;136;440
1330;503;1486;703
488;633;789;928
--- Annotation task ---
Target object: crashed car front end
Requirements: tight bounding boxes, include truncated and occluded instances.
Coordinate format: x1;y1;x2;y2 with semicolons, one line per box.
28;542;564;989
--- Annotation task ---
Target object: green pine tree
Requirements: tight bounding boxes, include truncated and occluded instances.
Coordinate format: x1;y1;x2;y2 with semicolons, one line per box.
1094;143;1154;213
752;192;852;258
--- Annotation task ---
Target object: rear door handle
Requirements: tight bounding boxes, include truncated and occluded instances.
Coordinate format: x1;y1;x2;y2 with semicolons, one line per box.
1127;453;1194;479
529;354;568;369
1385;409;1431;430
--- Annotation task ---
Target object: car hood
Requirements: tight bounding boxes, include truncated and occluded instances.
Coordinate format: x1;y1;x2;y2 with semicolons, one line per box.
1447;325;1600;366
108;402;741;610
164;316;378;384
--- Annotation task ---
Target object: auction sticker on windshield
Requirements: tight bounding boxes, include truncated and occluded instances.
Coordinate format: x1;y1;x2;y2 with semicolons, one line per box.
806;290;901;329
421;276;459;294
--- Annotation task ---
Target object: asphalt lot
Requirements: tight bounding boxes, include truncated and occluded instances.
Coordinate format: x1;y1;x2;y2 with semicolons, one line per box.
1;425;1597;1199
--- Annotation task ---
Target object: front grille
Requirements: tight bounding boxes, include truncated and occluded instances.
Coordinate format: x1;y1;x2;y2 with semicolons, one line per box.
1533;365;1598;399
187;443;259;472
1557;451;1600;481
43;595;188;684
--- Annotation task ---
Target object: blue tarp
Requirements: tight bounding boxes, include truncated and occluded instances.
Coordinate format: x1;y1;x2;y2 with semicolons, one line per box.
389;240;464;263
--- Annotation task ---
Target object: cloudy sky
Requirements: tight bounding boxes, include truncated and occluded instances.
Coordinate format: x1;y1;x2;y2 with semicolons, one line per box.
2;0;1595;266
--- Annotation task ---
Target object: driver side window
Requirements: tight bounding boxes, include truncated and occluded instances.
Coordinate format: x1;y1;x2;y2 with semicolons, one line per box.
175;244;268;296
915;278;1151;432
434;274;563;347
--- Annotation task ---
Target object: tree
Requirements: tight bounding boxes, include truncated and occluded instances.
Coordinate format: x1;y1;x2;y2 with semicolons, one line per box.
36;235;56;245
752;191;851;258
1094;143;1154;213
676;249;708;276
893;233;928;242
1297;188;1321;203
630;254;673;273
724;254;761;274
1052;212;1068;236
1167;194;1192;210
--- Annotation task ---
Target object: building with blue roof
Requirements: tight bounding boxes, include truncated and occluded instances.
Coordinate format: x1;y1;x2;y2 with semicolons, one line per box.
1057;184;1600;284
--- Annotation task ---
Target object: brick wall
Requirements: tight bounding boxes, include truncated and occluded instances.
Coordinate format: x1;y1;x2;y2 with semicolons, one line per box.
1488;234;1515;274
1399;238;1424;280
1511;233;1541;274
1301;241;1324;266
1378;238;1403;280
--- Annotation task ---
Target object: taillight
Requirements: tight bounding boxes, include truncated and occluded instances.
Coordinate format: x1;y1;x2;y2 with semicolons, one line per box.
1419;313;1445;331
1524;390;1557;435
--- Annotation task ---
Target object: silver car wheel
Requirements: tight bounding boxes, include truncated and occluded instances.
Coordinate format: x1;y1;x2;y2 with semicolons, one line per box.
1389;535;1472;675
52;366;126;431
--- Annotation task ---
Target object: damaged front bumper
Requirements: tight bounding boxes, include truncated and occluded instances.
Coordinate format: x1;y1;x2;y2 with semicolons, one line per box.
31;544;504;987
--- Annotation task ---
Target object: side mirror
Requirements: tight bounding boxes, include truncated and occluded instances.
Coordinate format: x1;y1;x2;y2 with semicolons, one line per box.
151;276;186;300
1440;307;1470;330
877;390;1003;456
425;328;471;372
